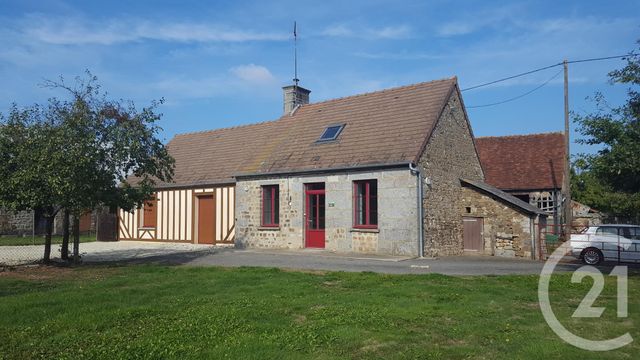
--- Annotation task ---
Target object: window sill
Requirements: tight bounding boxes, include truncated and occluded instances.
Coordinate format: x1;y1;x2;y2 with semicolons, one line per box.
258;226;280;231
350;228;379;233
138;227;156;230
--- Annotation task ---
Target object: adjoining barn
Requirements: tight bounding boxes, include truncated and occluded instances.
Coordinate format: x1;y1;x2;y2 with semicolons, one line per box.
460;179;547;259
119;77;547;259
475;133;565;225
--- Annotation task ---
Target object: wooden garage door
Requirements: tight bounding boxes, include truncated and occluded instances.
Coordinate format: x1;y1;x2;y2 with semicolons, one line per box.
197;195;215;244
463;217;483;251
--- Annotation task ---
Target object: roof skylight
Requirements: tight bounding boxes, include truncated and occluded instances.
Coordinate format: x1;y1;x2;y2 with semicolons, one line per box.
317;124;344;142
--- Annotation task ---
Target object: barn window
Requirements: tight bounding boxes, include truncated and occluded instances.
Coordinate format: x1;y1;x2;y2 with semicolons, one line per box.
261;185;280;227
317;124;344;142
530;192;555;213
140;196;157;228
353;180;378;228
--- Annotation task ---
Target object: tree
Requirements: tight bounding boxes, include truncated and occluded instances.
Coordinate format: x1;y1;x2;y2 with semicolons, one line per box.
0;71;174;262
0;105;69;261
573;41;640;221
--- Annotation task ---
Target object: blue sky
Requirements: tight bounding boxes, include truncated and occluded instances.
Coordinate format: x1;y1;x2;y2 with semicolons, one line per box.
1;0;638;155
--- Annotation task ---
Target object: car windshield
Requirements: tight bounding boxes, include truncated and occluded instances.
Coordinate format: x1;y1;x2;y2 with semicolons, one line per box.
596;227;618;236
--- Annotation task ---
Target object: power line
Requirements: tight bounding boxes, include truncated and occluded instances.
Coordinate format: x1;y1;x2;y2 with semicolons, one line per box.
566;54;632;64
461;54;629;92
466;69;563;108
461;63;561;92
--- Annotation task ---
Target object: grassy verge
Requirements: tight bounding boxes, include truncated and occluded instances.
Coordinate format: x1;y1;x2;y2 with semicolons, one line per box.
0;265;638;359
0;234;95;246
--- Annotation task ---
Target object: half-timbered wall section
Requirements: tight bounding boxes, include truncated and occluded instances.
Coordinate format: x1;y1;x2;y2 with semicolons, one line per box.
118;185;235;244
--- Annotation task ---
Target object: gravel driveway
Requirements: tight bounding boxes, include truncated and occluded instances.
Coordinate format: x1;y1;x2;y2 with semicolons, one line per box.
0;241;218;265
186;248;583;275
2;240;587;275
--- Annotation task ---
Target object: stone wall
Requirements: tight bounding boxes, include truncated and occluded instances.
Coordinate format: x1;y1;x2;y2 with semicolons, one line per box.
1;209;94;236
460;186;534;258
0;209;33;236
235;168;419;256
418;89;485;256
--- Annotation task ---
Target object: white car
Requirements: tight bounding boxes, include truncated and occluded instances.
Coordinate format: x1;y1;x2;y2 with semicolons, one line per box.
569;224;640;265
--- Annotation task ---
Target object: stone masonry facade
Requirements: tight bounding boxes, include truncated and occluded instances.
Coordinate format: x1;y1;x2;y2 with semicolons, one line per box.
235;168;419;256
0;209;94;237
460;186;535;258
0;209;34;236
418;90;485;256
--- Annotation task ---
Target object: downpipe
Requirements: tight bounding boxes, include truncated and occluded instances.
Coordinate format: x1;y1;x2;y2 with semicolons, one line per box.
409;163;425;258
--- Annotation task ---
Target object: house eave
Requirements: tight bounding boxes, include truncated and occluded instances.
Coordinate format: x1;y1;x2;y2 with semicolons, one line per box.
234;161;413;180
152;180;236;190
461;178;548;216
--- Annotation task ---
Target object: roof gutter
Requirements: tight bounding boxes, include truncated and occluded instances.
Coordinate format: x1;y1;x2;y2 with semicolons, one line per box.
234;161;412;179
409;162;425;258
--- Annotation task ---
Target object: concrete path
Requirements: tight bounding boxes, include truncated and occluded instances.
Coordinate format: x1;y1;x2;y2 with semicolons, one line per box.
185;248;583;275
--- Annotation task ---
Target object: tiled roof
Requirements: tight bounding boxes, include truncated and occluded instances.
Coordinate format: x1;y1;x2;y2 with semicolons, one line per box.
145;78;458;187
461;178;547;216
475;132;565;191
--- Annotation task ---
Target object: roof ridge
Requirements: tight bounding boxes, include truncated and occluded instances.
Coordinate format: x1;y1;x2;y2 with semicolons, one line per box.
170;77;457;140
476;131;564;139
297;77;457;110
172;117;283;138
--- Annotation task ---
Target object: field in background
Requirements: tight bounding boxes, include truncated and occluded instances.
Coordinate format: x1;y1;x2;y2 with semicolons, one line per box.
0;265;638;359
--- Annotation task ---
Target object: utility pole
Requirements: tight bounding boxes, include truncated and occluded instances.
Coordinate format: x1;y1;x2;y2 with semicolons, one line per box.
563;59;572;238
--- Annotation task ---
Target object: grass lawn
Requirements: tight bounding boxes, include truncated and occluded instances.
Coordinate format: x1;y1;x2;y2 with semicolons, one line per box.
0;265;638;359
0;234;95;246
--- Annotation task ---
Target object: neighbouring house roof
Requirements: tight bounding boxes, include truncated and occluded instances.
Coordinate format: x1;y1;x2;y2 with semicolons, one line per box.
474;132;565;191
143;77;459;188
461;178;547;216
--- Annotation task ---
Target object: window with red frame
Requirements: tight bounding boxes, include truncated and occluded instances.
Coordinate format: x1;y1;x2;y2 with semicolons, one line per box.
353;180;378;228
261;185;280;227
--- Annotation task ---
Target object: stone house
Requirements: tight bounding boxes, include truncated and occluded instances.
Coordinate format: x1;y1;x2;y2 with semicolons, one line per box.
475;133;565;225
119;77;546;258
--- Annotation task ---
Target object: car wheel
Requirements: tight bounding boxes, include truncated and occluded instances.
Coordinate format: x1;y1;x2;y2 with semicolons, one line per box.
582;248;603;265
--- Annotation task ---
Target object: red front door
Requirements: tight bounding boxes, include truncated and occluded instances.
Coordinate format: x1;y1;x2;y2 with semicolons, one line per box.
305;183;325;248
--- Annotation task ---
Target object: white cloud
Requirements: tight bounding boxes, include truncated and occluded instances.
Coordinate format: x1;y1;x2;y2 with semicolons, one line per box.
440;16;638;89
321;24;353;37
19;14;287;45
229;64;276;84
437;22;477;37
372;25;411;39
142;65;277;102
321;24;411;39
436;5;524;37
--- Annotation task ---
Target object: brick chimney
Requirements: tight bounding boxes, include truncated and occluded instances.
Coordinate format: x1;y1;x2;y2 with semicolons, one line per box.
282;85;310;114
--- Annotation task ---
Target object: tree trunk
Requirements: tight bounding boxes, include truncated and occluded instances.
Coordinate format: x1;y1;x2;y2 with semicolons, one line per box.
72;215;80;264
61;209;70;260
43;215;53;263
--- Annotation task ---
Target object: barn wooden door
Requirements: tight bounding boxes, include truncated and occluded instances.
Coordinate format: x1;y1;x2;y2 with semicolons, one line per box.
97;212;117;242
197;195;215;244
463;217;483;251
